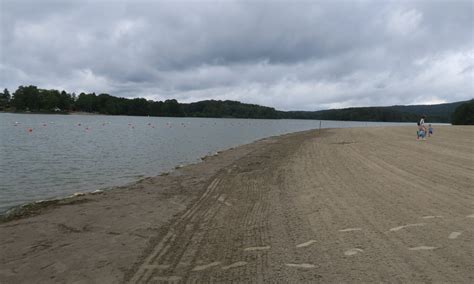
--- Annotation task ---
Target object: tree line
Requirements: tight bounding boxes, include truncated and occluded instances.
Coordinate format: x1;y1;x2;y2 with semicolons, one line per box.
451;99;474;125
0;85;471;123
0;85;278;118
0;85;185;117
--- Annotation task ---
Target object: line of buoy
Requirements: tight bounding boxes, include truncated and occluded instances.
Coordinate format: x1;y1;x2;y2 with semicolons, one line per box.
15;121;226;133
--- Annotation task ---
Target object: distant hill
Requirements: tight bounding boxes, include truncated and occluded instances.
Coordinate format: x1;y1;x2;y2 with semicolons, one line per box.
1;85;470;123
283;107;420;122
180;99;470;123
389;101;467;122
283;101;469;123
451;100;474;125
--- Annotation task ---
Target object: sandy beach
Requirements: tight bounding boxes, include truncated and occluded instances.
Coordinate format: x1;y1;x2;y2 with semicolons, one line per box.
1;126;473;283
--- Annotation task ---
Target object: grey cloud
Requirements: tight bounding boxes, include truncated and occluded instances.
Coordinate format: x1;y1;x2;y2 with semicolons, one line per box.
1;0;473;110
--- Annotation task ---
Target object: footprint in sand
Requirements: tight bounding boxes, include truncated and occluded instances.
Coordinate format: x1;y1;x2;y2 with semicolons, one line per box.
339;228;362;232
217;195;226;202
296;240;317;248
222;261;247;270
389;223;425;232
217;195;232;206
285;263;316;268
144;264;170;270
421;215;443;219
244;246;270;251
192;261;221;271
409;246;437;251
344;248;363;256
153;276;182;282
448;232;462;239
169;201;186;209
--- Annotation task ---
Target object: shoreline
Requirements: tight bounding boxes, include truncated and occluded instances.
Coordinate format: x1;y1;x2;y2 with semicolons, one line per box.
0;120;439;216
0;123;398;218
0;129;299;221
0;151;219;220
0;128;320;283
1;126;472;283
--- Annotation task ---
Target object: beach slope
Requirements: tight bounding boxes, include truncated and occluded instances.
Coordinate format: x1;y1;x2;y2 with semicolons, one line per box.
1;126;473;283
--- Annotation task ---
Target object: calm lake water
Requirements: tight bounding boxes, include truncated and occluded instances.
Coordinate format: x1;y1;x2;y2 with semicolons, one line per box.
0;113;408;212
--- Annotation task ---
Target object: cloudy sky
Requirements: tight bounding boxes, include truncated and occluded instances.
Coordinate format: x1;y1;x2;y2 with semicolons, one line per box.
1;0;473;110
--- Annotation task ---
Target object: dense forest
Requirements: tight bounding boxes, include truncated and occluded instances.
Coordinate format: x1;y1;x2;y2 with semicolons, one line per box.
451;100;474;125
0;85;471;123
283;108;420;122
282;101;467;123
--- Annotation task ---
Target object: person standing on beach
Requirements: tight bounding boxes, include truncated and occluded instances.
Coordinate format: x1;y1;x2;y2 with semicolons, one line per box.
419;115;426;129
417;115;427;140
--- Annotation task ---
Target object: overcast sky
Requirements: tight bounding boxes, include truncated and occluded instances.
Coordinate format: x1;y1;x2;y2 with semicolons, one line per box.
1;0;473;110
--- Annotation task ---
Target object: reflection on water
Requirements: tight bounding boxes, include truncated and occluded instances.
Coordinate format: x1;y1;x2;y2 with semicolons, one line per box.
0;113;407;212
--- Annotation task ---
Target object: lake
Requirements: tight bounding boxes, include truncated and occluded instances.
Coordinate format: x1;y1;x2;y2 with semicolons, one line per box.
0;113;408;212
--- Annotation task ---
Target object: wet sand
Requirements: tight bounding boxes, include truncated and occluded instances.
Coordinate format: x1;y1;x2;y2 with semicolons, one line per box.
1;126;473;283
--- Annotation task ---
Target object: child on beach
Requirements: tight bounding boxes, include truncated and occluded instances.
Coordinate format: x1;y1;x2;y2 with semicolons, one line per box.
417;127;426;140
428;124;433;137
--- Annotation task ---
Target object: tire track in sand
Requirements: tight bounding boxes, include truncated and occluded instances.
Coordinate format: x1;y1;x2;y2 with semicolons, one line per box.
129;177;222;283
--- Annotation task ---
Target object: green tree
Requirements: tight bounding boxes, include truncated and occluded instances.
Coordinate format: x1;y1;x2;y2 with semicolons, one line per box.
104;99;119;115
452;100;474;125
162;99;183;116
12;85;41;110
75;93;98;112
127;98;149;116
149;101;164;116
0;88;10;109
39;89;60;110
58;90;73;110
